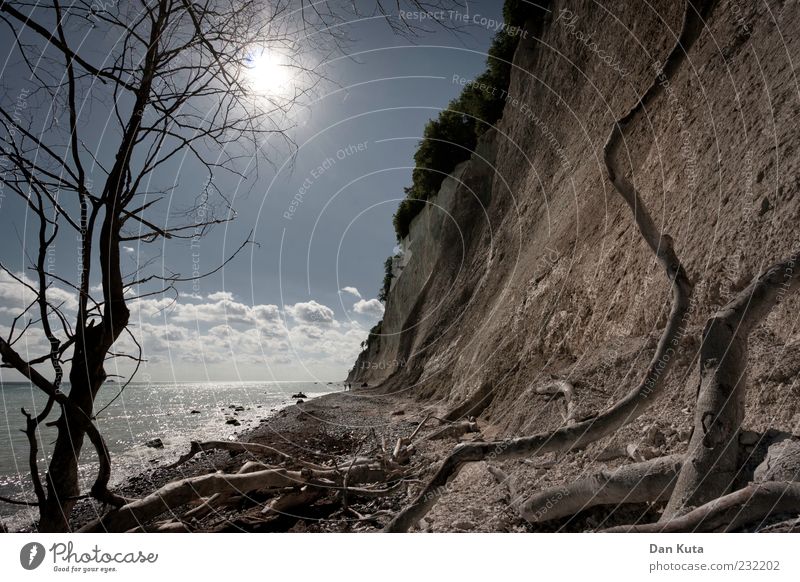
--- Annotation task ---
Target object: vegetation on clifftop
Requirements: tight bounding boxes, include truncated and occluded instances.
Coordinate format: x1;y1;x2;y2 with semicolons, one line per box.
392;0;543;240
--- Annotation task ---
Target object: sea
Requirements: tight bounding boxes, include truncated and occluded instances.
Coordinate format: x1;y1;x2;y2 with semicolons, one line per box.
0;380;339;527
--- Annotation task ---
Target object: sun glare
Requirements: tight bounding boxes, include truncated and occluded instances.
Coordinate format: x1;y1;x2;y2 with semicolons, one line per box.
244;50;293;96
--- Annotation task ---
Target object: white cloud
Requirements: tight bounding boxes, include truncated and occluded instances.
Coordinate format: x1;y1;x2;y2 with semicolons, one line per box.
123;246;135;254
207;291;234;301
0;271;78;312
340;286;361;299
353;298;384;318
0;274;366;381
169;297;281;329
286;300;336;326
179;292;203;300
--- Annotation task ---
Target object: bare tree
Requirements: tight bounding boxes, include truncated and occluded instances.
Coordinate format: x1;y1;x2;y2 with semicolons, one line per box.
0;0;465;534
0;0;326;532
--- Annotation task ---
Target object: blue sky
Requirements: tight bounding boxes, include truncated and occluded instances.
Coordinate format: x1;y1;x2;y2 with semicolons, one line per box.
0;1;503;382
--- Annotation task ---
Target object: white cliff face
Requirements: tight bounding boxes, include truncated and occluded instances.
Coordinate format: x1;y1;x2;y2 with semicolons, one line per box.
351;0;800;437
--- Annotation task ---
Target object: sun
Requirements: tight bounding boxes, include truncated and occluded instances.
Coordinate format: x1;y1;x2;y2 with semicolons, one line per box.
244;49;293;96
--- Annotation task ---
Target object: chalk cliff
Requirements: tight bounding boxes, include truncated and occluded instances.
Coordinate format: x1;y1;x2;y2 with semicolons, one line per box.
350;0;800;439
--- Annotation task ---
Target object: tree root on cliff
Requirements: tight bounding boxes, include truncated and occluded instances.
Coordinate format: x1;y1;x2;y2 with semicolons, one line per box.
489;455;683;525
604;482;800;532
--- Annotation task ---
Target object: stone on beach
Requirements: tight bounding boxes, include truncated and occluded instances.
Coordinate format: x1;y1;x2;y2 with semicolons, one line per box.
145;438;164;449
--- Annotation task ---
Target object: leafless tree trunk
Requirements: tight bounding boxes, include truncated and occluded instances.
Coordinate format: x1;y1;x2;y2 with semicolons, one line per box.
0;0;469;533
0;0;318;531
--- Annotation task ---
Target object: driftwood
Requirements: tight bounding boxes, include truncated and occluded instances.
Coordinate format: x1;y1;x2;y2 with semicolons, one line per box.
165;440;329;471
80;412;433;532
81;462;391;532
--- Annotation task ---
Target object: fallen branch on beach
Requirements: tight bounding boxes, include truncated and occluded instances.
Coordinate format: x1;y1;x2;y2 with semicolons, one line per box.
80;461;395;532
165;440;331;471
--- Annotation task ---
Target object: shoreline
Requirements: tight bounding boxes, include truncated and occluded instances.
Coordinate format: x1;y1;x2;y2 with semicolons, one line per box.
64;387;421;532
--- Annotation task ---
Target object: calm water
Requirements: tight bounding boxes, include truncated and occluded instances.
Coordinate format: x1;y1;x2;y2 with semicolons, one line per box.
0;380;339;525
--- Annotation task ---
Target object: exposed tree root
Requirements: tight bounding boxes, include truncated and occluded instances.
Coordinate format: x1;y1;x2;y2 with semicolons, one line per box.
490;455;683;524
605;482;800;532
663;251;800;518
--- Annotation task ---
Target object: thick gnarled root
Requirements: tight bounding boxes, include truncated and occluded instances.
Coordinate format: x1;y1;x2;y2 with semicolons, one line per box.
490;455;683;525
605;482;800;532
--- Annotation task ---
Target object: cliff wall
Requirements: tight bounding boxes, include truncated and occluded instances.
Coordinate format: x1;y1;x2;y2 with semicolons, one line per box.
350;0;800;438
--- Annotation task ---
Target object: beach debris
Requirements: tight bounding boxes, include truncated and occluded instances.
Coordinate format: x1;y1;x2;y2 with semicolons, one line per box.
391;410;405;416
81;412;437;533
190;410;201;414
291;392;307;399
225;418;241;426
145;438;164;449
